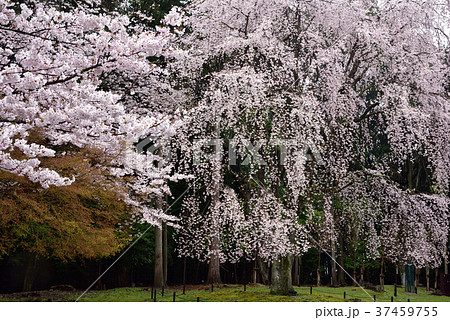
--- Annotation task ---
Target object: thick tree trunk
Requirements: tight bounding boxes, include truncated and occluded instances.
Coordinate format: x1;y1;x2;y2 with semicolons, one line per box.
23;253;38;292
207;126;222;284
207;231;221;284
426;265;430;291
270;255;296;295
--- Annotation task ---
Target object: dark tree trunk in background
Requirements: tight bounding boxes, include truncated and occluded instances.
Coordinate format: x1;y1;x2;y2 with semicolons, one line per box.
118;265;128;287
182;256;187;289
252;260;258;284
353;252;358;286
380;257;385;291
270;255;295;295
337;235;345;286
435;268;438;290
293;256;300;286
445;253;448;275
360;261;365;283
96;261;103;290
394;264;399;288
257;257;270;285
317;249;321;286
163;222;168;285
415;267;420;290
426;265;430;291
23;253;38;292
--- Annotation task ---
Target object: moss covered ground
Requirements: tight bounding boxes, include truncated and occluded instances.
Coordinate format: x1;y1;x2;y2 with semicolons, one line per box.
67;284;450;302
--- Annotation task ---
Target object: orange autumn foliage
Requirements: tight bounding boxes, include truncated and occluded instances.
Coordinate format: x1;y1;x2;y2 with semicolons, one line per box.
0;147;130;261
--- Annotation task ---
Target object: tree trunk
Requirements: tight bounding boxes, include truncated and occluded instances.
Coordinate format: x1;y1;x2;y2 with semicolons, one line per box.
415;267;420;291
331;240;338;286
96;261;102;290
380;257;385;291
435;268;438;290
257;256;270;285
182;256;187;290
207;126;222;284
337;235;345;286
207;231;221;284
163;222;168;286
252;260;258;284
394;263;399;288
292;256;300;286
317;249;321;286
270;255;295;295
154;224;164;288
23;253;38;292
353;251;358;286
445;253;448;275
360;261;365;283
426;265;430;291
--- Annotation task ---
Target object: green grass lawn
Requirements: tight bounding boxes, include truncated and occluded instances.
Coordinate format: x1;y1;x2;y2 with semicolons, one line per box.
70;284;450;302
